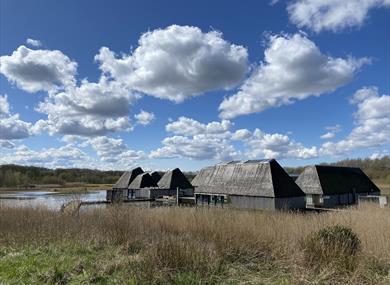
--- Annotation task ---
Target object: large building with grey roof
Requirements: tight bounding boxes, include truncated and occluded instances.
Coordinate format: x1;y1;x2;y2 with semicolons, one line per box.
192;159;306;211
296;165;381;208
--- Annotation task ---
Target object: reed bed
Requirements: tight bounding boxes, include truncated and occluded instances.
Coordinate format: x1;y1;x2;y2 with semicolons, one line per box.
0;204;389;284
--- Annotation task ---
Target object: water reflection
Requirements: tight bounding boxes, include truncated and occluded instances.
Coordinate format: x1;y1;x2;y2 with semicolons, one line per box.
0;190;107;211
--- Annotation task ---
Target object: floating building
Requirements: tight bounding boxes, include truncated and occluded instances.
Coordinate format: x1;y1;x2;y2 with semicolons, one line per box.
149;171;162;184
107;167;144;201
108;167;193;202
128;172;158;199
192;159;306;211
296;165;381;208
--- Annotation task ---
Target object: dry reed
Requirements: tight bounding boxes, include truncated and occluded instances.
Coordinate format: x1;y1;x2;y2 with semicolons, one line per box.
0;203;389;284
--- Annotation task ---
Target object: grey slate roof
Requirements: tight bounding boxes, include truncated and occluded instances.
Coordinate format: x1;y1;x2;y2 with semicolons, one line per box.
192;159;304;198
157;168;193;189
129;172;157;189
296;165;381;195
112;167;144;189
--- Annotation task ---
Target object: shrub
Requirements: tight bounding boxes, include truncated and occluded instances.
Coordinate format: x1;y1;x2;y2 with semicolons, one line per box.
302;225;361;271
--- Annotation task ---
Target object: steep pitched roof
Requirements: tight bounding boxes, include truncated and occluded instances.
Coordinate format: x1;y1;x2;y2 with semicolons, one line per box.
296;165;381;195
149;171;161;184
192;159;304;198
112;167;144;189
157;168;193;189
129;172;157;189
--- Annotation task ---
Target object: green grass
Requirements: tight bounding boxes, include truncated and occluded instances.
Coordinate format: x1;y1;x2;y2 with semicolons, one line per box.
0;242;293;285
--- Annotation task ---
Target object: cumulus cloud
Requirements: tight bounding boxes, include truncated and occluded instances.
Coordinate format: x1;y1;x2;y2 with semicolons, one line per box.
95;25;248;102
135;110;155;126
151;116;239;160
166;116;232;136
88;136;145;164
320;124;341;139
150;135;240;161
0;138;147;170
0;114;32;140
321;87;390;155
34;78;138;136
0;45;77;92
0;144;94;169
26;38;42;47
241;129;318;159
0;95;33;142
219;33;368;119
288;0;390;33
0;95;10;115
151;116;317;161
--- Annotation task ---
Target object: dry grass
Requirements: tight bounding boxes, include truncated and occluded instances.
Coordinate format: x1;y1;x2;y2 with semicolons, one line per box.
0;204;389;284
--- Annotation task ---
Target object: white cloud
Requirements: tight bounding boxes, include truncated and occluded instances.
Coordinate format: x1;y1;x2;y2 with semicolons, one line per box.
95;25;248;102
243;129;318;159
219;33;368;119
320;132;335;139
288;0;390;33
0;45;77;92
0;140;15;149
0;114;32;140
26;38;42;47
320;124;342;139
34;78;138;136
0;95;32;141
150;135;240;161
0;95;10;115
231;129;253;141
151;117;239;160
321;87;390;155
151;117;317;161
370;151;388;160
166;116;232;136
0;144;94;169
135;110;155;126
88;136;145;168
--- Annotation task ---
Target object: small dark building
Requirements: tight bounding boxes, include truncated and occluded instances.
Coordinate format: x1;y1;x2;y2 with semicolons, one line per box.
157;168;194;197
149;171;162;184
128;173;158;199
107;167;144;201
192;159;306;211
296;165;381;208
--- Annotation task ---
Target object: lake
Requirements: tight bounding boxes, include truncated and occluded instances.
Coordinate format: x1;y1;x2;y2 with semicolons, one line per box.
0;190;107;211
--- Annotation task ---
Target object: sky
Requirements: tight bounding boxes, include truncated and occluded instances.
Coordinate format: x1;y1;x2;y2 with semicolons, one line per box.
0;0;389;171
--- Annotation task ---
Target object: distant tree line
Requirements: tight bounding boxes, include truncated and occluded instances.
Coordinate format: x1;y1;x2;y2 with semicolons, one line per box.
285;156;390;184
0;165;123;187
1;156;389;187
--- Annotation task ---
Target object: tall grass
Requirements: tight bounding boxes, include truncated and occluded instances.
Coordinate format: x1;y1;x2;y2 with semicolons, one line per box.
0;204;389;284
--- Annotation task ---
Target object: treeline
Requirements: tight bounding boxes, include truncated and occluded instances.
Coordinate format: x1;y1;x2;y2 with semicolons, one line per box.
1;156;389;187
285;156;390;184
0;165;122;187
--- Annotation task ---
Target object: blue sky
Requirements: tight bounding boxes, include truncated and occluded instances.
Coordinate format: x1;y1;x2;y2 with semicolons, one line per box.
0;0;389;171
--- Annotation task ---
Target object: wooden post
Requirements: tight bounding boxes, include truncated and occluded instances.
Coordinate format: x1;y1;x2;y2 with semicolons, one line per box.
176;187;179;206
